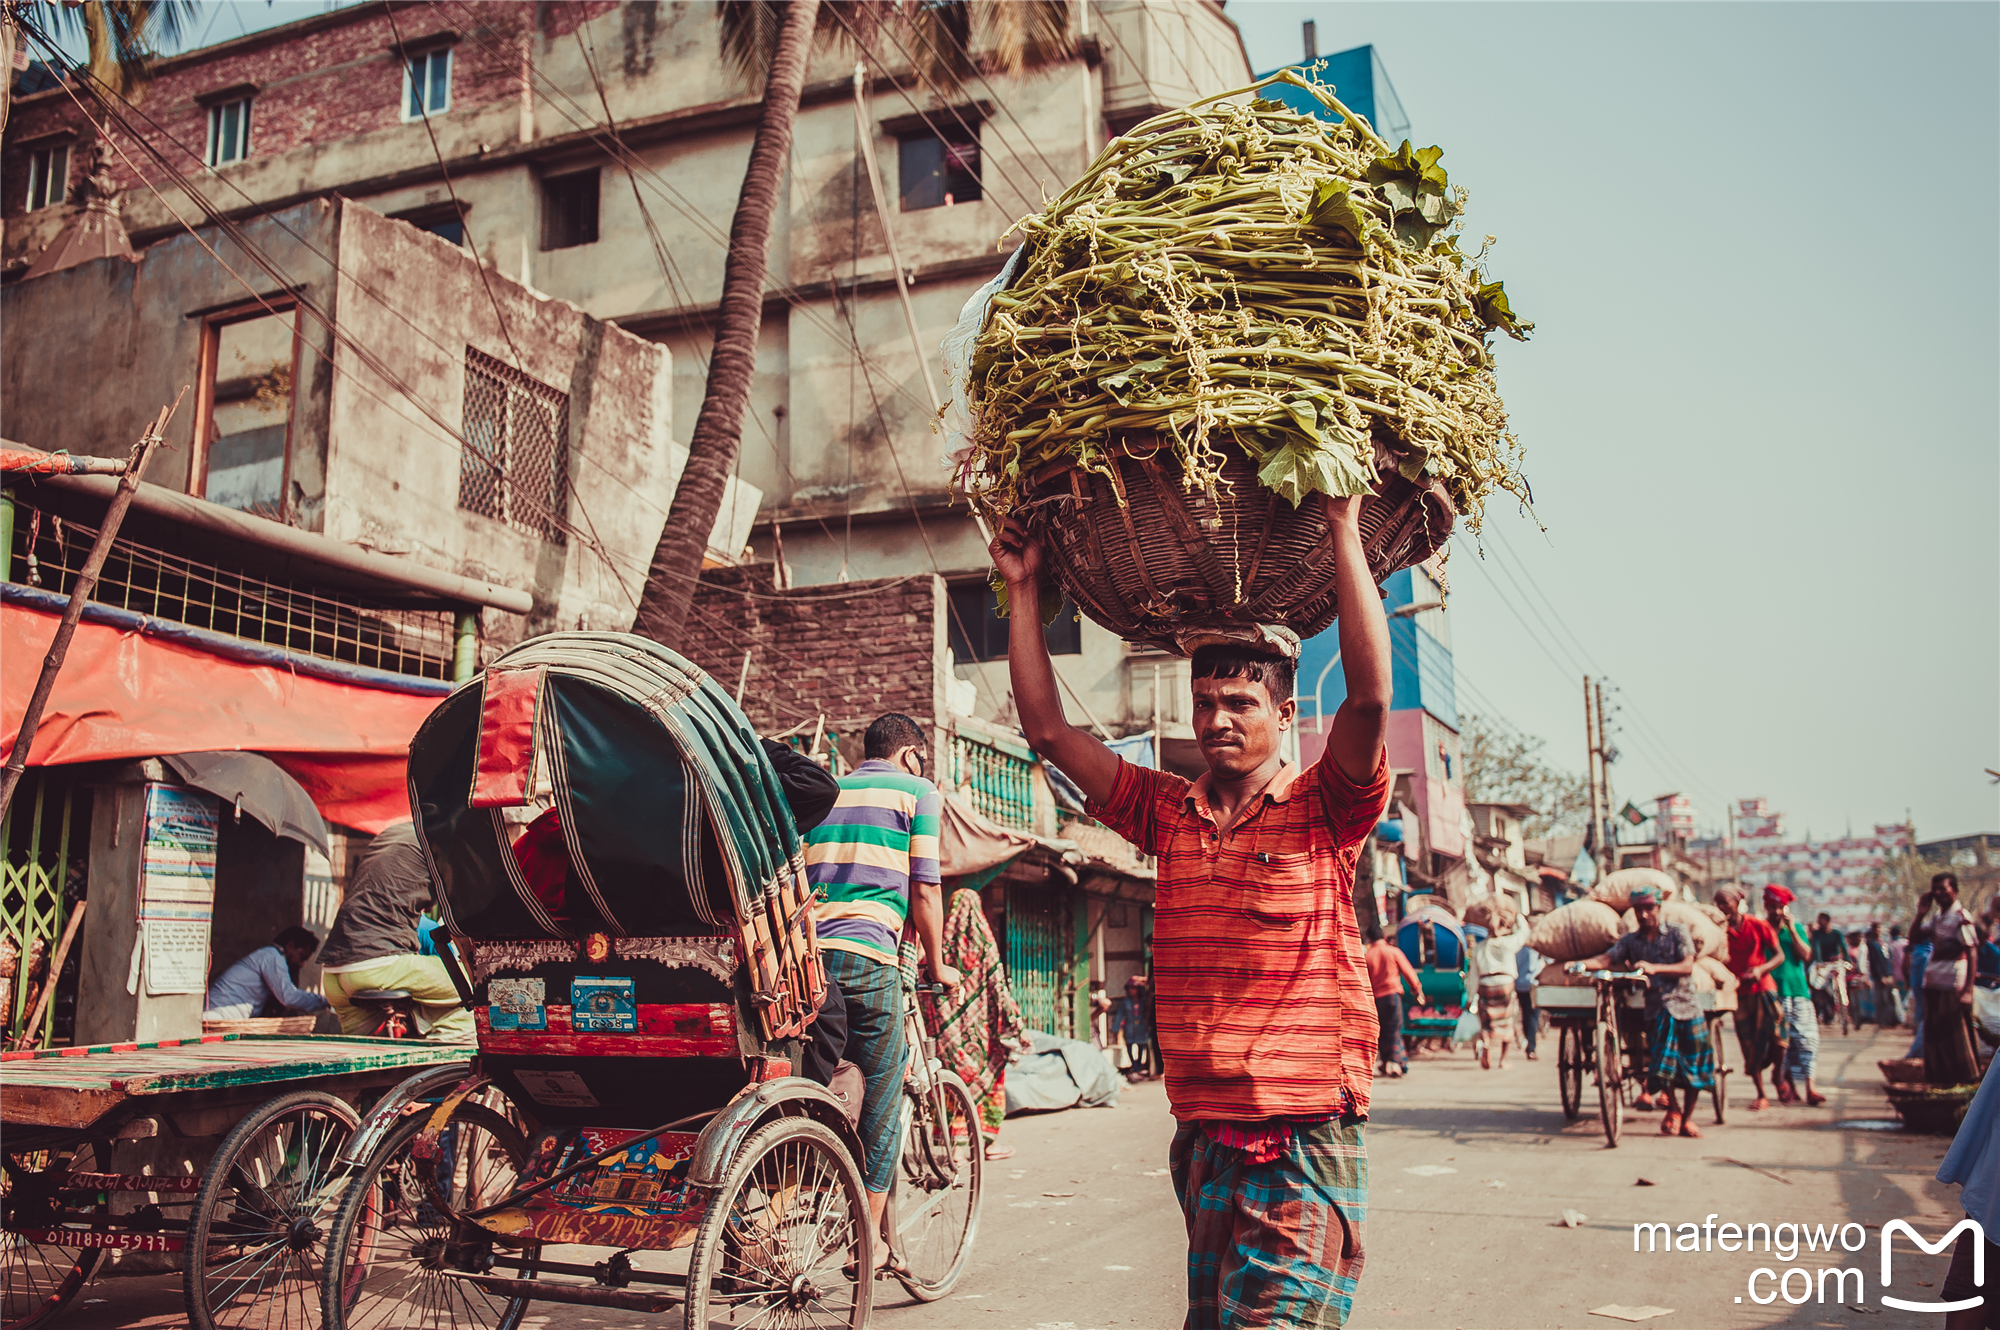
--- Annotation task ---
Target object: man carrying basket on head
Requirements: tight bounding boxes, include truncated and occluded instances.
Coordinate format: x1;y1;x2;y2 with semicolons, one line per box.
993;493;1392;1330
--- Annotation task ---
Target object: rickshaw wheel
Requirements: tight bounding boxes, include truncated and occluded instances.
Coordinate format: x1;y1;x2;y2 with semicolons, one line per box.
0;1139;110;1330
320;1102;528;1330
186;1090;360;1330
1707;1017;1730;1125
1556;1026;1583;1120
684;1115;871;1330
891;1071;983;1302
1597;1022;1624;1148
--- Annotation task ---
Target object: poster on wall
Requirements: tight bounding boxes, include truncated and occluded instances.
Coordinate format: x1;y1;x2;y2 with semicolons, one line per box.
140;784;219;996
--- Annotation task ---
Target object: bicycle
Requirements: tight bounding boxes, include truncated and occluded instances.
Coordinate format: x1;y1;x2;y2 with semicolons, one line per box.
882;943;985;1302
1810;959;1854;1038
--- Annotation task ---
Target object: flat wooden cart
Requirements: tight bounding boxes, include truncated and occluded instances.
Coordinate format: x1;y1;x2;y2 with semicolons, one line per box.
0;1032;470;1330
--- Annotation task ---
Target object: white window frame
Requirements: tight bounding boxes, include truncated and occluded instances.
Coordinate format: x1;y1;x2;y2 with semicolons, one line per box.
25;144;68;211
402;46;452;121
205;97;252;167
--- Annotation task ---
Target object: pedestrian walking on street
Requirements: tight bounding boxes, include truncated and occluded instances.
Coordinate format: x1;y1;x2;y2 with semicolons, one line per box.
1808;911;1851;1027
1516;940;1543;1061
1716;885;1784;1110
1919;871;1982;1086
1473;918;1529;1071
1577;885;1710;1137
1118;975;1155;1079
806;712;962;1274
1365;927;1421;1077
922;884;1033;1159
993;492;1391;1330
1865;922;1902;1028
1765;885;1825;1106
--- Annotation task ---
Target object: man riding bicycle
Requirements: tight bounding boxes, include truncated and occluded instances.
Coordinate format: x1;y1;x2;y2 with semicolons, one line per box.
1807;911;1852;1027
318;820;474;1042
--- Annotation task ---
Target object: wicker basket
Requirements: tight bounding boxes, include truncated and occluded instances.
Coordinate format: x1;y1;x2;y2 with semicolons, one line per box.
1020;431;1454;652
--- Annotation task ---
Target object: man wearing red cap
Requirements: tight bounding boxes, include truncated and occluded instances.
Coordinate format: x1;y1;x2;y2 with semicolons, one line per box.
1715;885;1783;1111
1764;885;1824;1106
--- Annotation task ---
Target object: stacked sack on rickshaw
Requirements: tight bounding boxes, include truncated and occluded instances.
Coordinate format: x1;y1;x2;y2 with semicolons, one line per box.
1526;870;1736;1004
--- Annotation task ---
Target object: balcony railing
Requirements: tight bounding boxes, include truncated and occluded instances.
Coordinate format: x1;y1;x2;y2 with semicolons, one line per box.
948;730;1035;831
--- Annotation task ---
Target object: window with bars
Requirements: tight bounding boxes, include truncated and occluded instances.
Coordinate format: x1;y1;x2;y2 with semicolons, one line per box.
25;145;67;210
459;348;570;545
206;98;251;166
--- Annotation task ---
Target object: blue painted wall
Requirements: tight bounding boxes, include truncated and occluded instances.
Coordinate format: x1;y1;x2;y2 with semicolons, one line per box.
1257;45;1412;146
1298;566;1457;729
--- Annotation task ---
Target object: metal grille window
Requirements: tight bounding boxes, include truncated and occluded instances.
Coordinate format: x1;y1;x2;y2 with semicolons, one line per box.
459;348;570;545
8;503;458;678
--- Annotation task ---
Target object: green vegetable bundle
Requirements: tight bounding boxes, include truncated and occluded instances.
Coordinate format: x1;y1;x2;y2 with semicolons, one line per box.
959;69;1530;529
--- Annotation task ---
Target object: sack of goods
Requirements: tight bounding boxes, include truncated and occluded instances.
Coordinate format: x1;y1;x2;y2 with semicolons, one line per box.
945;70;1530;650
1528;899;1628;964
1463;893;1520;935
1588;867;1679;913
1694;955;1740;1010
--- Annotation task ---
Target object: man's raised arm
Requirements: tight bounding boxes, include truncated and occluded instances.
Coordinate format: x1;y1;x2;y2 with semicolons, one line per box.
991;518;1122;807
1326;495;1392;785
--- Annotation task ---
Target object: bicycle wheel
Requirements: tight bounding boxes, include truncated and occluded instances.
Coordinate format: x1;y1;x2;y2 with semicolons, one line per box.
684;1116;870;1330
321;1102;529;1330
893;1071;983;1302
1598;1021;1623;1148
0;1139;108;1330
186;1090;359;1330
1556;1025;1583;1120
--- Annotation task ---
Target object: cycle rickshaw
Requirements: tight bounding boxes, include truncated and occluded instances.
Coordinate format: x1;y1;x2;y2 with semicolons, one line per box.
1395;904;1470;1050
1539;969;1729;1147
317;633;981;1329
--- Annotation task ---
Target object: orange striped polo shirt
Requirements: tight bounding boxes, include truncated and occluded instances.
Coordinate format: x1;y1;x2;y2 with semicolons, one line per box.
1088;751;1390;1123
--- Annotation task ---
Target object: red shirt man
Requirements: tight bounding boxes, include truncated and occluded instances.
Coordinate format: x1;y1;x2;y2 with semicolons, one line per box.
994;492;1392;1330
1366;934;1423;1000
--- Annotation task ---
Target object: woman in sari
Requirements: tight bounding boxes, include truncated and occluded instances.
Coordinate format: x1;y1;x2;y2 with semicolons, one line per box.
922;885;1032;1160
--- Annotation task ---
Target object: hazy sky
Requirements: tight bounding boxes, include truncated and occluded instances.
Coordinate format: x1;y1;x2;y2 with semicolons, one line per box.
52;2;1997;841
1228;1;1999;842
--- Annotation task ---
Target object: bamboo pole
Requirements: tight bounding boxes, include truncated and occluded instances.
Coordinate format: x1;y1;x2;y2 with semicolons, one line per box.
9;900;84;1051
0;391;186;823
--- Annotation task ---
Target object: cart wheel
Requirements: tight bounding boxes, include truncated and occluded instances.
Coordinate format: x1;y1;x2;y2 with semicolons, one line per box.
1598;1022;1623;1148
320;1102;528;1330
684;1115;871;1330
891;1072;983;1302
0;1139;110;1330
185;1091;358;1330
1556;1026;1583;1120
1709;1018;1730;1125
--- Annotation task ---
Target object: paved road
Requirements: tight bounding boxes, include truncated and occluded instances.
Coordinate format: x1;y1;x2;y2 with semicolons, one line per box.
55;1024;1975;1329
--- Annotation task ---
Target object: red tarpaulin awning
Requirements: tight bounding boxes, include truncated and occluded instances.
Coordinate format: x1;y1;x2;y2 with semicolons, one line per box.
3;599;444;832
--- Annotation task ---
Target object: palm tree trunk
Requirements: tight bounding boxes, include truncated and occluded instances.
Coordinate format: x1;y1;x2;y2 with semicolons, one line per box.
630;0;820;649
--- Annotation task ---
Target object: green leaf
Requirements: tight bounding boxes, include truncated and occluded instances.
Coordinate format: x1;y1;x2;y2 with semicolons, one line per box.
1304;179;1373;244
1097;358;1168;405
1254;434;1373;505
1472;280;1533;340
1366;141;1457;251
989;566;1065;626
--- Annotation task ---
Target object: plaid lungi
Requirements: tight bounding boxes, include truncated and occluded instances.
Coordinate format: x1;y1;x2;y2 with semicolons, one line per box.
1646;1007;1715;1092
1731;987;1783;1077
1170;1117;1367;1329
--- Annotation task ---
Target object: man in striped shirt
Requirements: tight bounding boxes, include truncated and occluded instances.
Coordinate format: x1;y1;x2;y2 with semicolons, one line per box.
994;494;1392;1330
805;712;960;1272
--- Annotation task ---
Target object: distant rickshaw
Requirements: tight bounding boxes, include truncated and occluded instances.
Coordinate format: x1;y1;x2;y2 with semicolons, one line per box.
1395;904;1471;1049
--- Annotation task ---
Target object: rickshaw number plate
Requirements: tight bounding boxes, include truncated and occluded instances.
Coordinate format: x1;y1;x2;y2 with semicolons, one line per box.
515;1069;600;1108
572;976;637;1032
489;978;547;1031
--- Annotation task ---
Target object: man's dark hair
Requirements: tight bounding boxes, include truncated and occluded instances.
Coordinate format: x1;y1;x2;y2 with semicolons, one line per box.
1364;925;1384;944
864;713;927;761
1890;924;1902;939
274;926;319;952
1932;871;1959;893
1816;912;1831;924
1189;645;1295;705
